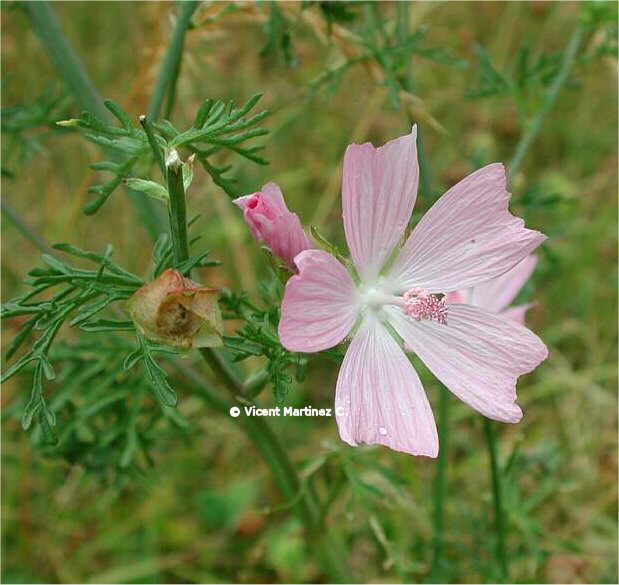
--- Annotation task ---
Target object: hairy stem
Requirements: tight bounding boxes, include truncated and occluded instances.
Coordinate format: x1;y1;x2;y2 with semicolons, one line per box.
25;1;165;239
484;419;508;581
509;23;584;178
147;1;198;121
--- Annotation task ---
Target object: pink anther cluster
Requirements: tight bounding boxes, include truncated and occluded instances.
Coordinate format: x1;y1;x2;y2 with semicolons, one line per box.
403;288;448;325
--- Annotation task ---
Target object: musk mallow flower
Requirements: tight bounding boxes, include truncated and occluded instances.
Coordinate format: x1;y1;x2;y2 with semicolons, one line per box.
128;268;223;349
277;126;548;457
447;255;538;325
233;183;312;268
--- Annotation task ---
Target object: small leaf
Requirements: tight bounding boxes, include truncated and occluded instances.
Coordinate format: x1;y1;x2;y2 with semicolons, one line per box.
104;100;133;131
182;154;195;191
89;161;121;172
124;178;169;202
80;319;135;332
21;363;44;430
143;355;177;407
193;98;213;128
123;348;143;370
69;296;117;327
5;316;37;360
40;355;56;380
1;353;37;383
38;408;59;445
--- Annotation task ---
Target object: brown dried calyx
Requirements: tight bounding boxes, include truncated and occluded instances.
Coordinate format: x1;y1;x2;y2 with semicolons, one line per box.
127;269;223;349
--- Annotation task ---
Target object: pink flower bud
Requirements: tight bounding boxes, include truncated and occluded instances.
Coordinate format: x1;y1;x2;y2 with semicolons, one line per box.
128;269;223;349
233;183;312;268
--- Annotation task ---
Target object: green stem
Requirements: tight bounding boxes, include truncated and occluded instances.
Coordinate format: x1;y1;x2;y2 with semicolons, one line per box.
147;1;198;120
199;347;243;392
171;361;231;415
509;23;584;179
25;1;165;239
243;368;270;399
430;386;449;580
140;115;166;178
165;153;190;266
484;419;508;581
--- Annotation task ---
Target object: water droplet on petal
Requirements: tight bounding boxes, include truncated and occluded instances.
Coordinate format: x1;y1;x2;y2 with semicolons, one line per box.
378;427;387;436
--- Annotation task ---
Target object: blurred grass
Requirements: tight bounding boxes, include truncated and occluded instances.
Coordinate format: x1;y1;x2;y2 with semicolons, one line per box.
1;1;617;583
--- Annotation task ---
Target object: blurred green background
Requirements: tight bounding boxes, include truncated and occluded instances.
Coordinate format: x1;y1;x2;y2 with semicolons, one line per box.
2;1;617;583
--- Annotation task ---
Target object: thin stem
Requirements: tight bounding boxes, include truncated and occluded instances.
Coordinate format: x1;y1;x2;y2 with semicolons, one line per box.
509;23;584;179
147;1;198;121
199;347;243;392
25;1;165;239
484;419;508;581
430;386;449;580
170;361;231;415
243;368;270;399
139;115;166;178
165;153;190;266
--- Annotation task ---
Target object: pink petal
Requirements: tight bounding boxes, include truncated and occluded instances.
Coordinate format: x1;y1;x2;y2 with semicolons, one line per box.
472;255;538;313
342;126;419;282
387;164;546;293
384;303;548;423
500;303;533;325
335;315;438;457
234;183;287;214
260;182;288;213
267;212;313;269
279;250;359;352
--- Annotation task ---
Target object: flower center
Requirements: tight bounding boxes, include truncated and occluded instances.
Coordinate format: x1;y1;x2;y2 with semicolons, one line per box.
358;284;449;325
360;286;388;309
402;287;448;325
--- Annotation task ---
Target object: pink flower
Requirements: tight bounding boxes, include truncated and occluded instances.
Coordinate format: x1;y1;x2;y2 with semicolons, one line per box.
277;127;548;457
233;183;312;268
446;256;538;325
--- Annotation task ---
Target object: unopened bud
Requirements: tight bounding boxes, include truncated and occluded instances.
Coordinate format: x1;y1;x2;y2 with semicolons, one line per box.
233;183;312;269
